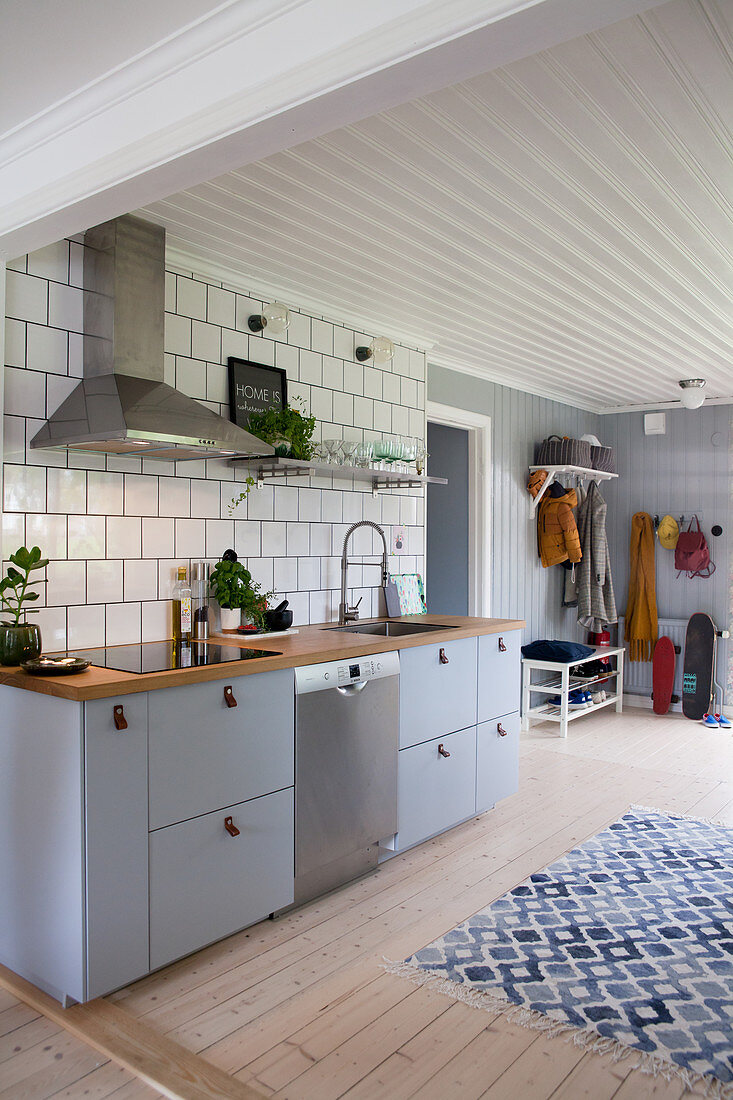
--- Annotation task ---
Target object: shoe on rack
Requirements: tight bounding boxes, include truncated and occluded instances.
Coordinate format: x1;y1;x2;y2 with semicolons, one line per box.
714;713;731;729
569;689;590;709
590;690;606;704
702;713;719;728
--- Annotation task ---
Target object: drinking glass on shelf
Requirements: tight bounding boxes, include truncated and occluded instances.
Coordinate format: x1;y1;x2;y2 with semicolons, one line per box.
312;442;328;464
323;439;341;465
372;439;391;470
414;442;428;475
340;440;357;467
354;441;373;468
403;436;418;468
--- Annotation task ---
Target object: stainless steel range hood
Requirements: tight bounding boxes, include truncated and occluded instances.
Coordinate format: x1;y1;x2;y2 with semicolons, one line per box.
30;215;274;461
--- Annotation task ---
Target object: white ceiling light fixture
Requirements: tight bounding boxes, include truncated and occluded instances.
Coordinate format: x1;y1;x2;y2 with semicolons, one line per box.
248;301;291;335
355;336;395;364
678;379;706;409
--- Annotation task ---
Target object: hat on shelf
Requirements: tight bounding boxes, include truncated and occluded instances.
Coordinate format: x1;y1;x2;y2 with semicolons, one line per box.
657;514;680;550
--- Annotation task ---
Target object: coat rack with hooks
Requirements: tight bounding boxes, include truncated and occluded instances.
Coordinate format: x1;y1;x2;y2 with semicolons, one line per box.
527;464;618;517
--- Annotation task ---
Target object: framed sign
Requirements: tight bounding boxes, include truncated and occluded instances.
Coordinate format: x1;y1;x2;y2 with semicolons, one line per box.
227;358;287;429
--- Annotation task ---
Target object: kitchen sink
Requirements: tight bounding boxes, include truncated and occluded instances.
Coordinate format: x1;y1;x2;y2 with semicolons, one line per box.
326;621;456;637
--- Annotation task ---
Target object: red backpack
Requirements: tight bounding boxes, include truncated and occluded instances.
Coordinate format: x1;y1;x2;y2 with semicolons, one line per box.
675;515;715;578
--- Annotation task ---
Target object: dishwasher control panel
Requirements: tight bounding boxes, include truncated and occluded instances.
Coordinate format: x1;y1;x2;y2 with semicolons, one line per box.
295;650;400;694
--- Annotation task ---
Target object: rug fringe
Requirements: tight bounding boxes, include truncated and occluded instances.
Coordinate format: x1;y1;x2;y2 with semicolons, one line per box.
630;803;731;828
384;959;733;1100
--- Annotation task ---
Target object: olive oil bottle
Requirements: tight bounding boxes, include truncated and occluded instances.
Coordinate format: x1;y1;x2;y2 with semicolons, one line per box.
172;565;192;645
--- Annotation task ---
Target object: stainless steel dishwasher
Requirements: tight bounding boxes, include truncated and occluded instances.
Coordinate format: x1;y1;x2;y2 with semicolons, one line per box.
294;651;400;905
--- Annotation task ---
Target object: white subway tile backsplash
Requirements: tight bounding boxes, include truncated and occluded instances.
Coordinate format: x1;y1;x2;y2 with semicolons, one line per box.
6;271;47;324
26;512;67;559
165;313;192;356
4;318;26;368
4;243;425;641
26;323;68;375
106;601;142;646
4;464;46;512
87;559;123;603
46;466;85;512
48;283;83;332
106;516;140;559
190;478;221;519
192;320;221;363
206;519;235;557
68;604;105;649
35;606;67;652
142;517;174;559
176;277;207;320
47;560;86;607
66;514;106;559
287;311;311;349
5;367;46;418
27;241;69;283
175;518;206;558
86;470;122;515
207;285;236;329
142;600;170;642
124;559;158;602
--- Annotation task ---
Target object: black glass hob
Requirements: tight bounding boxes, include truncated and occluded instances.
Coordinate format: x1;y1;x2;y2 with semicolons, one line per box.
69;640;280;675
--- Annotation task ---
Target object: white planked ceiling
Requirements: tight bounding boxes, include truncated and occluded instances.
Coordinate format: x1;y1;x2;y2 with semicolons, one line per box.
141;0;733;412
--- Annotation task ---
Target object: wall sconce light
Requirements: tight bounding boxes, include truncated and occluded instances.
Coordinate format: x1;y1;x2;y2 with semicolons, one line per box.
678;379;706;409
248;301;291;335
355;336;395;364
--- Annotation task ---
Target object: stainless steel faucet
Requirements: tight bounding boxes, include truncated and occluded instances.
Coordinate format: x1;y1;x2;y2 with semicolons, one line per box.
339;521;389;624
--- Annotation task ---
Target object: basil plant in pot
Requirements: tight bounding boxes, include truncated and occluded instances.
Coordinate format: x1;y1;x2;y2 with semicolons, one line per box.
0;545;48;666
209;550;274;633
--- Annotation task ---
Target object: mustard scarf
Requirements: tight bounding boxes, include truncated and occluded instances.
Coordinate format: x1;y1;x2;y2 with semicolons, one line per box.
624;512;658;662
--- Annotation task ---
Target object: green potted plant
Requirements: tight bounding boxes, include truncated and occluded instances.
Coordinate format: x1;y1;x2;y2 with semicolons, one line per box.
209;553;251;631
0;545;48;666
247;398;316;460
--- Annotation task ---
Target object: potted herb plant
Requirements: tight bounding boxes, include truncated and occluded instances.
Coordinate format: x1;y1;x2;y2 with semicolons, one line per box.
209;552;251;631
247;399;316;460
0;545;48;665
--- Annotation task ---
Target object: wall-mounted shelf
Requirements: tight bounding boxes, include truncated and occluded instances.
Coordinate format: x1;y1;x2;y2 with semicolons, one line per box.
528;464;618;516
232;456;447;494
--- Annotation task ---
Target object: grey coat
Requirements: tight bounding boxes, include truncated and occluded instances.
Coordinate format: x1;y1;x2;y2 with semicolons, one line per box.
576;481;617;630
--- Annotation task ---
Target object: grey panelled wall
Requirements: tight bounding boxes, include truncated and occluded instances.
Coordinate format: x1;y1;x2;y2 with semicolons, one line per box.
602;407;732;705
428;366;600;645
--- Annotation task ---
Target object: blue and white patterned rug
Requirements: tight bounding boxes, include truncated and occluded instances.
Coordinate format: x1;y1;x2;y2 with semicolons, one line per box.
390;807;733;1097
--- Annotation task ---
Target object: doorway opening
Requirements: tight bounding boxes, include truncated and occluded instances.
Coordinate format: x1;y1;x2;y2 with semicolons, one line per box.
425;403;491;617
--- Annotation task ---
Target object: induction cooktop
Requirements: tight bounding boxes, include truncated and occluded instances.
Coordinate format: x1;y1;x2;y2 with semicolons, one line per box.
69;640;280;675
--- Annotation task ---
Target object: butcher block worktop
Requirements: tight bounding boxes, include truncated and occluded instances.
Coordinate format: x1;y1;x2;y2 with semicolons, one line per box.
0;615;525;701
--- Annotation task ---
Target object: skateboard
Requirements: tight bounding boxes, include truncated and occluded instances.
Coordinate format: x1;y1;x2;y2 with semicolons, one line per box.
652;636;677;715
682;613;715;721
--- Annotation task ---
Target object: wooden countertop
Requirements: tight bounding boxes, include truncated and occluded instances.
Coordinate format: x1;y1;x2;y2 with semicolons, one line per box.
0;615;525;702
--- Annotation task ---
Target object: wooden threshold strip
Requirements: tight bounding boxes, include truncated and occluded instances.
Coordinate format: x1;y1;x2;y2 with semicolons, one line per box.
0;962;259;1100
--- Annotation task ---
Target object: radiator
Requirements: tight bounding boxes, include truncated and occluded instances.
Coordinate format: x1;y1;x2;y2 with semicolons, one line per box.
617;617;687;708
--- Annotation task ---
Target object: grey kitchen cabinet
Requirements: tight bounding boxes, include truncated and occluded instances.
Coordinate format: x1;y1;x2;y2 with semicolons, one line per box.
150;788;294;969
397;726;477;850
0;668;295;1004
396;631;521;852
476;712;520;813
478;629;521;723
85;694;149;999
149;669;293;829
399;637;478;749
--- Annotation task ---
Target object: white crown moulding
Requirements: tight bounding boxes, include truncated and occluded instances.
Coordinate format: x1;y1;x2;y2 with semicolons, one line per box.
0;0;660;260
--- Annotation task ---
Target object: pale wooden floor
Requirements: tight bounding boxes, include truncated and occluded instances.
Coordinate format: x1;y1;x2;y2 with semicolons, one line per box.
2;707;732;1099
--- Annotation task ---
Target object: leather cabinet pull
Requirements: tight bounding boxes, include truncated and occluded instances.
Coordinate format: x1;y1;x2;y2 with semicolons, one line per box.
439;648;449;665
224;816;240;837
438;743;451;758
224;685;237;708
497;723;508;737
498;637;507;652
113;705;128;731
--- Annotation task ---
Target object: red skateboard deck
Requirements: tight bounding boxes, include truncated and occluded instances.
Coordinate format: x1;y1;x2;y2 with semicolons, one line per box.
652;636;675;715
682;612;715;720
